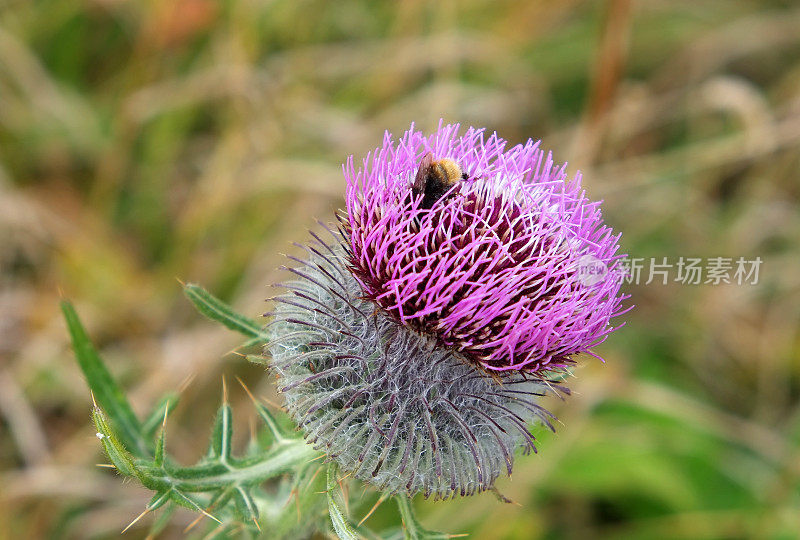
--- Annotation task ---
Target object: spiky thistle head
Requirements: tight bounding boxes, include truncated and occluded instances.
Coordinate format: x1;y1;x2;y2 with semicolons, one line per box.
267;122;628;499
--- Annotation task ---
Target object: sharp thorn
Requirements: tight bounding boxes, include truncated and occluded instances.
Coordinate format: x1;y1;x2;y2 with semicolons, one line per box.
282;488;296;509
183;514;204;533
339;477;350;515
259;394;285;410
248;415;257;442
357;494;387;527
225;344;245;356
236;377;257;403
304;465;324;492
121;506;151;534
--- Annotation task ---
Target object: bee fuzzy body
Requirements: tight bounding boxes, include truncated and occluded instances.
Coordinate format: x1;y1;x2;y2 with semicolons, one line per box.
412;152;467;210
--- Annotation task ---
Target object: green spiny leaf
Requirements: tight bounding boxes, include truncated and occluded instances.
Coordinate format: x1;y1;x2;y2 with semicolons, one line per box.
68;291;335;536
232;486;259;522
254;403;293;443
148;491;171;512
206;486;235;513
154;423;167;468
92;407;142;480
237;376;294;445
327;463;360;540
62;300;148;457
140;439;318;491
183;283;269;342
209;403;234;461
245;353;269;365
167;487;221;522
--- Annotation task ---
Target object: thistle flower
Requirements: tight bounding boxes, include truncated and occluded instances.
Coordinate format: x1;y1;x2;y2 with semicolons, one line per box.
268;122;627;499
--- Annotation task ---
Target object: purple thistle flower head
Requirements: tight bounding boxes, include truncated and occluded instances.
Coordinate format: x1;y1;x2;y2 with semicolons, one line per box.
341;122;627;374
267;122;629;499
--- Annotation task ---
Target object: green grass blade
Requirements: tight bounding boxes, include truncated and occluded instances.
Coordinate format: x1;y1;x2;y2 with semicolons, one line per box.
183;283;269;342
61;300;148;457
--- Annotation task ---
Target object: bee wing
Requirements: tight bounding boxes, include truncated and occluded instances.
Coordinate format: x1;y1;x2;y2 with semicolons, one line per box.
413;152;433;195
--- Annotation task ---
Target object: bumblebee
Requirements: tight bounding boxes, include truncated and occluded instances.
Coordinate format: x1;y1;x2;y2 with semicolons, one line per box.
412;152;468;210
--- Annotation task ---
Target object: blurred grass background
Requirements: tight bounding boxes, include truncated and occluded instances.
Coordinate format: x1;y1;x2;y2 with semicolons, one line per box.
1;0;800;538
